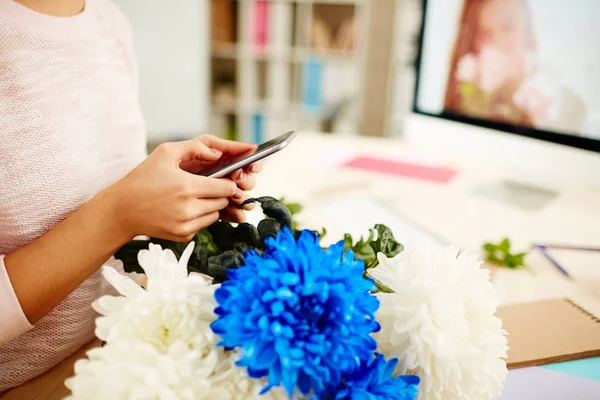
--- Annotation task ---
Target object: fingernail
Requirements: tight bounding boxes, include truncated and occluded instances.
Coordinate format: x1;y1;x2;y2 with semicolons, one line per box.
233;189;242;199
211;149;222;156
250;164;258;173
236;170;244;181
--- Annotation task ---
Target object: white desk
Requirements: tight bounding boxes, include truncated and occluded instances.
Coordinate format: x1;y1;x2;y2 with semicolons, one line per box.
253;132;600;313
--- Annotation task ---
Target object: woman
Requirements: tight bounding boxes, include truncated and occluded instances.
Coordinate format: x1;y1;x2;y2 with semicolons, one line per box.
0;0;260;390
444;0;586;134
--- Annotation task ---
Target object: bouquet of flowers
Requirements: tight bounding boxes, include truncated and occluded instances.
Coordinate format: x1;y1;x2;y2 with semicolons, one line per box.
64;197;508;400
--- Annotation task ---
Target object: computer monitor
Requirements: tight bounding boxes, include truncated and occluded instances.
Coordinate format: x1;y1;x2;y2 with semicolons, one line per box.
406;0;600;194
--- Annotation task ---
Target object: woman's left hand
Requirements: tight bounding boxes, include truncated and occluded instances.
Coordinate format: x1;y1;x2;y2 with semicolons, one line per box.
179;135;263;223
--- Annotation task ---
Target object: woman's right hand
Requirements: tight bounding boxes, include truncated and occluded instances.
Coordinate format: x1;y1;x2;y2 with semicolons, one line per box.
106;139;238;242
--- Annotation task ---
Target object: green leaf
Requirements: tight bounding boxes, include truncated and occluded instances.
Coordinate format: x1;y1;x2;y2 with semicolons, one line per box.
371;277;394;293
278;197;303;216
482;237;528;269
191;229;220;273
482;243;495;252
513;252;526;266
346;229;376;266
498;238;511;252
372;224;403;258
486;252;500;263
115;229;223;276
287;203;303;216
207;221;236;251
342;224;403;270
194;229;219;255
343;233;354;251
278;197;303;215
318;227;327;239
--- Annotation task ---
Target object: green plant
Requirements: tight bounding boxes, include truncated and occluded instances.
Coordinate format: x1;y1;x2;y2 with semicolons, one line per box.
482;238;528;269
343;224;403;293
279;196;303;216
114;197;402;287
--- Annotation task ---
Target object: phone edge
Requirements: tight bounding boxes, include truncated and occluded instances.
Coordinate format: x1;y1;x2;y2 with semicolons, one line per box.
207;131;296;178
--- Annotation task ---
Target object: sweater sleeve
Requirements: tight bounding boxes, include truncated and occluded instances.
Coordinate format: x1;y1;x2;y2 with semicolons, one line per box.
0;255;33;345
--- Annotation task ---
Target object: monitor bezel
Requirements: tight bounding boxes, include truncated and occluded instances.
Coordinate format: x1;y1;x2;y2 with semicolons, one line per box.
412;0;600;154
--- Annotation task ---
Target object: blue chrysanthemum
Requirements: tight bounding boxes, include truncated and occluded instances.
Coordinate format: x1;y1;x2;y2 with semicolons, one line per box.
318;353;420;400
210;228;381;397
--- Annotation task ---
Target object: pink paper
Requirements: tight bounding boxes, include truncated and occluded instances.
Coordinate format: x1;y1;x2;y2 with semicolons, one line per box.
341;156;457;183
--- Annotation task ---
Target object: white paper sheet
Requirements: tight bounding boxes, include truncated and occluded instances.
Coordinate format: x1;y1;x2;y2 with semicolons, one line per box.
311;196;448;250
495;366;600;400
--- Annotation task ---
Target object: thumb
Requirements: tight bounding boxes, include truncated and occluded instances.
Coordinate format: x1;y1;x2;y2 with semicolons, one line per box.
167;139;223;163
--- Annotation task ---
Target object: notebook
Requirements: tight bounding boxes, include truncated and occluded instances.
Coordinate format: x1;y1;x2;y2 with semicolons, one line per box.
497;298;600;369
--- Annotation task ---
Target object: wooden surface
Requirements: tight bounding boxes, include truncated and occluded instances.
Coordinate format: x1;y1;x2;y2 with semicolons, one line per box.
0;340;100;400
3;132;600;398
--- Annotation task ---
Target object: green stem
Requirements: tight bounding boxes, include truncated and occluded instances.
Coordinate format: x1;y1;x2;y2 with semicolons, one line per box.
372;277;394;293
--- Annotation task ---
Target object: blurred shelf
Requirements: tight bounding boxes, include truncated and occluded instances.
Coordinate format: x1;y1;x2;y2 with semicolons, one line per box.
209;0;368;141
211;43;240;59
211;99;331;118
211;97;238;114
293;47;356;62
292;0;362;4
211;46;357;63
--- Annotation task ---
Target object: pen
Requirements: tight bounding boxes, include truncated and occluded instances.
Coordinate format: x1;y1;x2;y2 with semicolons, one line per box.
534;244;600;252
536;245;572;280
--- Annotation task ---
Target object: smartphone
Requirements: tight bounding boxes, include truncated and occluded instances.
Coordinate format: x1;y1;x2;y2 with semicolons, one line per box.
199;130;297;178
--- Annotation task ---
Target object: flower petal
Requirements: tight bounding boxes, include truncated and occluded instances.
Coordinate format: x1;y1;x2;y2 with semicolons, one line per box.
101;267;145;298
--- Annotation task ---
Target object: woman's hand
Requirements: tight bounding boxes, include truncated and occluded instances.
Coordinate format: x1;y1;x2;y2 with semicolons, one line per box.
3;136;263;327
108;138;239;242
179;135;263;224
221;161;263;223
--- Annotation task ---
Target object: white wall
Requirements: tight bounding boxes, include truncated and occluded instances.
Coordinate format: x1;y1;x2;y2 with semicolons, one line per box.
114;0;209;140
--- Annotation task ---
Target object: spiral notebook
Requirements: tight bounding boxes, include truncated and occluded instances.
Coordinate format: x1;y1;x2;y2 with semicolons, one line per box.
497;298;600;369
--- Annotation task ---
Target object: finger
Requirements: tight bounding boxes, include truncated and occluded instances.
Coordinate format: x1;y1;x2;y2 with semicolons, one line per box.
175;198;227;223
229;169;256;191
191;175;237;198
162;233;195;243
227;190;255;210
180;211;221;238
190;198;229;219
179;159;204;174
220;206;247;224
198;135;258;155
160;139;222;164
244;161;263;174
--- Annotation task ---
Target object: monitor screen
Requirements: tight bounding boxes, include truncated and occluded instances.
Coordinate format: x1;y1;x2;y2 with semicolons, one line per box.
414;0;600;152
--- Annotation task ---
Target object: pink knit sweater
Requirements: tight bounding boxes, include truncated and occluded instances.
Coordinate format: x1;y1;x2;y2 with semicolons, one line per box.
0;0;147;389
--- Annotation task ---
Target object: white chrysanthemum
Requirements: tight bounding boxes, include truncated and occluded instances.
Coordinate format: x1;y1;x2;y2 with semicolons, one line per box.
369;244;508;400
64;341;230;400
210;350;289;400
93;242;218;354
65;342;289;400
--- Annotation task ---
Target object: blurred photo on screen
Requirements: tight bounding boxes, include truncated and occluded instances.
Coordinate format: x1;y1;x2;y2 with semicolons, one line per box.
416;0;600;139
